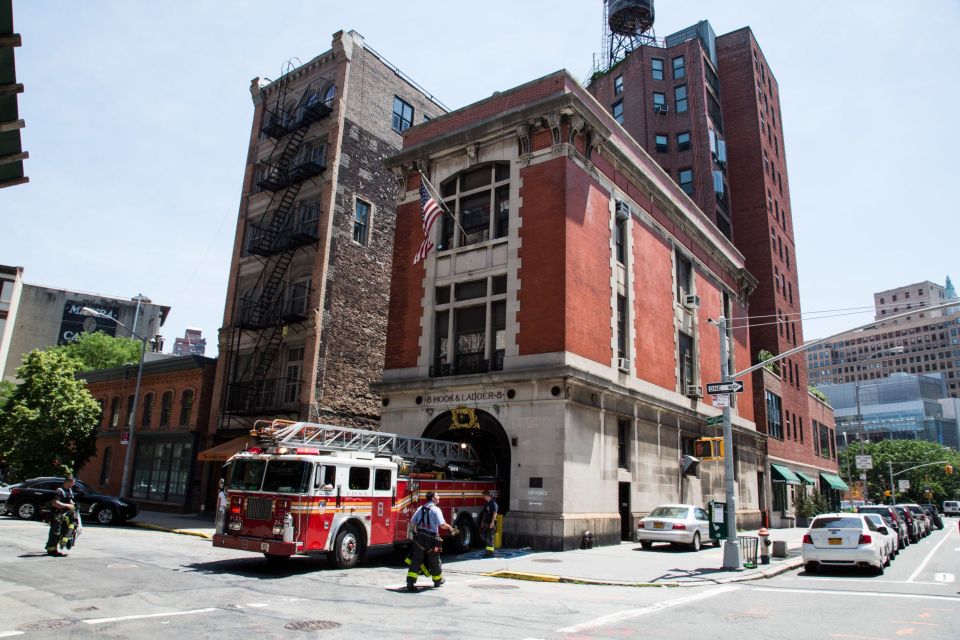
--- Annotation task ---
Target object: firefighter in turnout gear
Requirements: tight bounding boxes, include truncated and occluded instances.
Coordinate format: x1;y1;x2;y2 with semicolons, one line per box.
405;492;455;591
45;475;78;557
479;489;498;557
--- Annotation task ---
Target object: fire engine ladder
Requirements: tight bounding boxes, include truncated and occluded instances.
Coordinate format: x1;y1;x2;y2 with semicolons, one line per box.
256;421;482;469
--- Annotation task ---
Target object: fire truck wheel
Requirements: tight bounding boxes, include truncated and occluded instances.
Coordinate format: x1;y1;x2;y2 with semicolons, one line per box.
453;515;476;553
263;553;290;565
331;525;364;569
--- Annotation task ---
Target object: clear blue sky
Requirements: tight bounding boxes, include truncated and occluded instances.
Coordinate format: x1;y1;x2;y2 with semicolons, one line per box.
2;1;957;354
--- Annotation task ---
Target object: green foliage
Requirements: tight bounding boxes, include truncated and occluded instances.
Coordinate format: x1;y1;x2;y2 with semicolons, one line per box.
0;349;101;481
837;440;960;503
757;349;780;375
794;488;830;518
53;331;142;372
808;385;829;404
0;380;14;410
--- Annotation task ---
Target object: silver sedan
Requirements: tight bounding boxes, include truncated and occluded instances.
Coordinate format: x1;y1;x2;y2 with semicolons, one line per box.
635;504;715;551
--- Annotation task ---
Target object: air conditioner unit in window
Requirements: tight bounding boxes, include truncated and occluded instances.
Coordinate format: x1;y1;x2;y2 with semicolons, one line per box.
686;385;703;399
615;200;631;221
617;357;630;372
653;104;669;114
684;294;701;310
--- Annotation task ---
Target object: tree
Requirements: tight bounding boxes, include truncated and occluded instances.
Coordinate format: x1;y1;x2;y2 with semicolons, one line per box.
838;440;960;503
54;331;142;372
0;380;14;410
0;349;101;480
757;349;780;375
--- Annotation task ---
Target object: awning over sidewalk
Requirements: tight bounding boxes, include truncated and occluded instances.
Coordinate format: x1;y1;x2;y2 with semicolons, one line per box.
795;471;818;485
197;436;252;462
771;464;801;485
819;472;849;491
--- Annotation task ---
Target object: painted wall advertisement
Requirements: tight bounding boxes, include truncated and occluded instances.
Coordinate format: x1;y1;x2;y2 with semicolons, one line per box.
58;301;119;345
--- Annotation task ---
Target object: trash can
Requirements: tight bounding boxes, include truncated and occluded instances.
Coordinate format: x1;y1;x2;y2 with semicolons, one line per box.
738;535;759;569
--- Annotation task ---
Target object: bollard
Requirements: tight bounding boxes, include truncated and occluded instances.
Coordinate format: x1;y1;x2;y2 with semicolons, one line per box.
757;527;771;565
581;530;594;549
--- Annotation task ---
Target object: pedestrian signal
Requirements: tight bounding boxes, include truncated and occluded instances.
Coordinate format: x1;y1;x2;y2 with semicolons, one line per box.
681;455;701;478
693;437;724;461
946;464;954;475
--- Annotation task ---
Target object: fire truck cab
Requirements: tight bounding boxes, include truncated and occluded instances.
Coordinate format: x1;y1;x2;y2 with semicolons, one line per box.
213;420;497;568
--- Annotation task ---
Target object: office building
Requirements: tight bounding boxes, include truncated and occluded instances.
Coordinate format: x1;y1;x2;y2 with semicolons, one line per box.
173;328;206;356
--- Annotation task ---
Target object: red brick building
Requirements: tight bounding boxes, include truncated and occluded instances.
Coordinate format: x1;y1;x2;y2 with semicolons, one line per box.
80;355;217;513
586;21;839;526
377;70;766;550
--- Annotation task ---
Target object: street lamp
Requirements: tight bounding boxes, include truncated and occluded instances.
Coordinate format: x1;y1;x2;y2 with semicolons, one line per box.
81;306;148;499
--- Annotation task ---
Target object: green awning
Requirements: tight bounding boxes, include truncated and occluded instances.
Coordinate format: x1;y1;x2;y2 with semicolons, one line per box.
820;472;849;491
795;471;818;485
771;464;801;485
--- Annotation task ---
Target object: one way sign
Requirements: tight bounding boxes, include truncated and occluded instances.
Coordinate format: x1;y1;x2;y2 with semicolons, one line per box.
706;381;744;394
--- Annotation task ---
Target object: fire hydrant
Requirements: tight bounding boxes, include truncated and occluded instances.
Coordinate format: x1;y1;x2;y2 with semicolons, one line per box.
757;527;771;565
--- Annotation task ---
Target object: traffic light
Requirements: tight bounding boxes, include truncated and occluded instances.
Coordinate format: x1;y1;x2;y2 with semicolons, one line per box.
883;490;892;497
693;437;724;461
946;464;954;475
681;455;700;478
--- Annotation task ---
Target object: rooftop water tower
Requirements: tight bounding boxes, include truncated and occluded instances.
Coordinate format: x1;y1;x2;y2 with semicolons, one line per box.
602;0;656;71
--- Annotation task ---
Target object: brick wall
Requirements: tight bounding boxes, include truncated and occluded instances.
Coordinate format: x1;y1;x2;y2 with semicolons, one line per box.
631;221;676;388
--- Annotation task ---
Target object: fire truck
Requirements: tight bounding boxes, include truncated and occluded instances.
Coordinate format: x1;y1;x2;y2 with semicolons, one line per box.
213;420;498;568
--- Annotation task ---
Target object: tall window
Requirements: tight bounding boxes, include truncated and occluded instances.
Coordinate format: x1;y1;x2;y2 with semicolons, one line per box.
678;168;693;195
651;58;664;80
179;389;194;426
612;100;624;124
677;131;691;151
615;215;627;264
617;294;627;361
141;392;154;428
99;447;112;486
125;394;135;428
678;331;694;391
432;275;507;376
159;391;173;427
353;198;370;245
439;163;509;251
109;396;121;428
655;134;668;153
284;347;304;405
392;96;413;132
672;55;685;79
617;419;630;469
674;85;688;113
614;74;623;95
675;251;692;302
766;390;783;438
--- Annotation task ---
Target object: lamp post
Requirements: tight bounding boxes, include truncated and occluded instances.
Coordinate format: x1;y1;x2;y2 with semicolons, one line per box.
81;306;148;499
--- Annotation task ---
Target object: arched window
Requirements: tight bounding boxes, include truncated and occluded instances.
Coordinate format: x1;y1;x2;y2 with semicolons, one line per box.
97;399;107;426
141;392;154;428
179;389;194;426
109;396;121;428
159;391;173;427
438;163;510;251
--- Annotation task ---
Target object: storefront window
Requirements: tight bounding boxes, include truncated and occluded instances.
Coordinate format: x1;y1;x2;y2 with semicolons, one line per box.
132;440;193;502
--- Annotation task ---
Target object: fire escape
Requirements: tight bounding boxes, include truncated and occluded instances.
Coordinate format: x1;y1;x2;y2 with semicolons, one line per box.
222;73;334;426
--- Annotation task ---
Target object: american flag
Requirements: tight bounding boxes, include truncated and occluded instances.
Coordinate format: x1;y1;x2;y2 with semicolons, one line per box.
414;181;443;264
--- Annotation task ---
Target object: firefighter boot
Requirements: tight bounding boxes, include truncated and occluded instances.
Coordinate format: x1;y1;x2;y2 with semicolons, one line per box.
433;577;445;588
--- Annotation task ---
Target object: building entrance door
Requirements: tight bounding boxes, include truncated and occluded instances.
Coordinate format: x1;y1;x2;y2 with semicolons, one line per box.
619;482;631;541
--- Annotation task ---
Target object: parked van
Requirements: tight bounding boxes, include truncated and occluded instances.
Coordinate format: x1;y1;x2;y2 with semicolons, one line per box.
943;500;960;516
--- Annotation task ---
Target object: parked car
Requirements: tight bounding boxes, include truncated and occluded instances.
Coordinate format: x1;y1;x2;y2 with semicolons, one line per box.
921;504;944;530
861;513;897;561
6;477;138;525
893;505;921;543
857;505;908;549
0;482;20;516
902;504;931;537
943;500;960;517
802;513;888;575
635;504;715;551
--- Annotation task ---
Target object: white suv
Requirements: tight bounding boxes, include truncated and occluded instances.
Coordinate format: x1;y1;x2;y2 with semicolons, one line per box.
943;501;960;517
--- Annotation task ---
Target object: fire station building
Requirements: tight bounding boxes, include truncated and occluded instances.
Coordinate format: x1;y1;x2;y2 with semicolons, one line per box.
375;70;767;550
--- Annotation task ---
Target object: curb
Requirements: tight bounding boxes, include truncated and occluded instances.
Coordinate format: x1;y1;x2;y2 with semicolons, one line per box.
131;522;213;540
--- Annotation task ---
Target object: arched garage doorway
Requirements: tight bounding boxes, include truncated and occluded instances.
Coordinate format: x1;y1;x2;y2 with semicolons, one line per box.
423;408;511;513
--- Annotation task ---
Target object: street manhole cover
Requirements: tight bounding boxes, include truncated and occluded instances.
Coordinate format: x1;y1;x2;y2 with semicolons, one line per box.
17;619;74;631
469;583;520;590
532;558;562;563
284;620;342;631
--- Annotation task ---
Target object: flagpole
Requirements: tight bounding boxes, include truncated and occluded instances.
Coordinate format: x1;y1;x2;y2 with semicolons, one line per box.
418;170;470;242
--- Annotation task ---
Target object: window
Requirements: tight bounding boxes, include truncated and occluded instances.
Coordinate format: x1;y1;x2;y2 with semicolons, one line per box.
651;58;664;80
678;331;694;391
179;389;194;426
109;396;121;428
766;391;783;439
655;134;668;152
612;100;624;124
652;92;666;112
674;85;688;113
99;447;112;486
617;419;630;469
159;391;173;427
614;74;623;96
131;441;193;502
353;198;370;245
125;394;135;428
374;468;392;492
615;215;627;264
617;294;627;360
438;163;509;250
141;392;153;428
672;56;685;79
348;466;370;491
432;274;507;376
678;168;693;195
284;347;304;405
675;251;692;302
391;96;413;132
773;482;787;513
677;131;691;152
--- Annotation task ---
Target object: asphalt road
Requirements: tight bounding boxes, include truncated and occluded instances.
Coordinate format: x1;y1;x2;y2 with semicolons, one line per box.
0;517;957;639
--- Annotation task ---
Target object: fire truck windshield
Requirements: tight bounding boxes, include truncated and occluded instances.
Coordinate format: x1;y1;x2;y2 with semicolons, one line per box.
228;459;311;494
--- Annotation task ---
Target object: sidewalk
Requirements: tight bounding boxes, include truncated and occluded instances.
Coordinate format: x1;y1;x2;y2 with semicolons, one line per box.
131;510;805;586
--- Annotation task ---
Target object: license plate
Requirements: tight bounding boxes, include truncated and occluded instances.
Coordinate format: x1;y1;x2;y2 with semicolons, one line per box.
654;522;664;529
828;538;842;545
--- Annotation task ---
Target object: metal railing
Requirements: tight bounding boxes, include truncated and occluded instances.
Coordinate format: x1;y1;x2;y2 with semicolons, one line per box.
429;351;504;378
226;377;303;414
235;284;312;330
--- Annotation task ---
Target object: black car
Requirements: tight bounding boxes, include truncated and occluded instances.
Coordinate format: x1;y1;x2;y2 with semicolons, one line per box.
921;504;944;530
7;477;138;525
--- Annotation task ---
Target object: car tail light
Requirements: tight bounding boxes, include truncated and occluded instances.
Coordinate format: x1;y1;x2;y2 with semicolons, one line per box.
859;534;872;544
9;487;21;497
672;523;686;530
802;534;812;544
637;521;645;529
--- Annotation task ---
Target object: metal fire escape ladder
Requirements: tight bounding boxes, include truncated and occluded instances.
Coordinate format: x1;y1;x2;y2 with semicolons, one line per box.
256;421;482;469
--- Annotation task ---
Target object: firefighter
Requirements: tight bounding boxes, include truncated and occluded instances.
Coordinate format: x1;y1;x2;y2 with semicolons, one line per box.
405;491;455;591
45;475;77;557
479;489;498;557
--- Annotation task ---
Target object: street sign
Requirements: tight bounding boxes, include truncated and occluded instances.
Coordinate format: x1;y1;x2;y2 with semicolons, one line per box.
121;430;129;445
706;381;744;395
712;394;730;408
706;415;723;426
898;479;910;491
855;455;873;470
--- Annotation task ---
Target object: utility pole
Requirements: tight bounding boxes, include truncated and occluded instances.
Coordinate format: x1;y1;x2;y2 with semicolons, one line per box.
855;383;867;502
717;316;741;570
